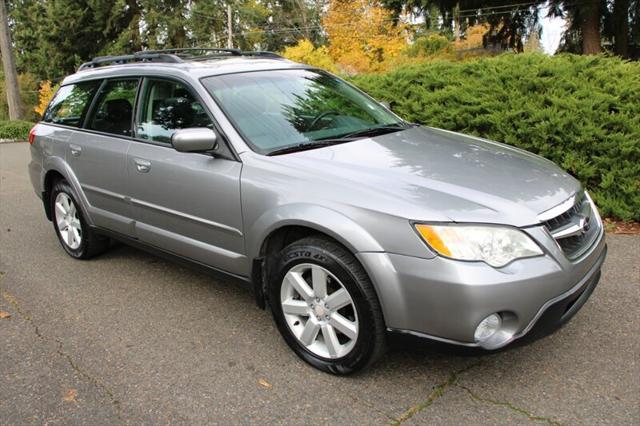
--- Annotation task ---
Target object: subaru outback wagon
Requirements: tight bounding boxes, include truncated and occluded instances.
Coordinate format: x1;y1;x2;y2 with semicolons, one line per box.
28;48;607;374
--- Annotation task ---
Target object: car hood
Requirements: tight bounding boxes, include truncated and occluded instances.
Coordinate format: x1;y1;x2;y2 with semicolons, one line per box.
259;126;580;227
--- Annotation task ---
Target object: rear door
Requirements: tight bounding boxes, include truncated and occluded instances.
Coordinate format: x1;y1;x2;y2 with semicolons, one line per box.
41;81;102;178
67;78;140;236
126;77;246;275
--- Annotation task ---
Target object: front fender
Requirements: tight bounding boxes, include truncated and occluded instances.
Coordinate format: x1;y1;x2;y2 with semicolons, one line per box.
43;156;94;226
246;203;385;261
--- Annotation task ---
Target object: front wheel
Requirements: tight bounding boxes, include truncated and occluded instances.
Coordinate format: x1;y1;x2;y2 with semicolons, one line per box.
269;236;386;375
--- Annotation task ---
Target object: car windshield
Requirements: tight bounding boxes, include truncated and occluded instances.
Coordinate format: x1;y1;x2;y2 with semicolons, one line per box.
202;69;404;154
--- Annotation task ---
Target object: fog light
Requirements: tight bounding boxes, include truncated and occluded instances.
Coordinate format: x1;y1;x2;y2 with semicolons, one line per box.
474;313;502;342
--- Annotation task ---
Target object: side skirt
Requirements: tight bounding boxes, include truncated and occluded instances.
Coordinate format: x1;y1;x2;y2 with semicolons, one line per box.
92;225;253;292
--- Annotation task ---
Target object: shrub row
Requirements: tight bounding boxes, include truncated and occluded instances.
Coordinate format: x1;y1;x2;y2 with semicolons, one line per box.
351;53;640;221
0;120;34;141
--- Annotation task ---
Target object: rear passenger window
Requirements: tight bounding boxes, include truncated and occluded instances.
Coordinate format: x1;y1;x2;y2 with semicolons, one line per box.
87;79;139;137
136;79;213;144
43;81;100;127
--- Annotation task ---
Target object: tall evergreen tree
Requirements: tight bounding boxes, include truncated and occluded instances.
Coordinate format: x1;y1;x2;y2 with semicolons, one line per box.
10;0;138;80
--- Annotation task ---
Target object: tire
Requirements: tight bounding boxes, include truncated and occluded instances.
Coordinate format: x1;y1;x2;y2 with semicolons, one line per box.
50;179;110;259
269;236;386;375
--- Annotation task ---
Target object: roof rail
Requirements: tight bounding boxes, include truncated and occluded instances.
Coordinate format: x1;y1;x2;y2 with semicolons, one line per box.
77;48;285;71
137;48;283;59
136;48;243;57
241;51;283;59
78;52;182;71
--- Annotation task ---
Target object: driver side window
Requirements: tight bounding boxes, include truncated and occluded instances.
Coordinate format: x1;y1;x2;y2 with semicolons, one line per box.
136;79;213;144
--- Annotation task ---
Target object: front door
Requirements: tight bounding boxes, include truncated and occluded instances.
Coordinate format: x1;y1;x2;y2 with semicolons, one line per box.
126;77;246;276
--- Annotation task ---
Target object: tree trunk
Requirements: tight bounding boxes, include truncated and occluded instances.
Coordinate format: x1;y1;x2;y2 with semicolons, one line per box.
613;0;629;57
227;4;233;49
580;0;601;54
453;2;460;41
635;0;640;45
0;0;23;120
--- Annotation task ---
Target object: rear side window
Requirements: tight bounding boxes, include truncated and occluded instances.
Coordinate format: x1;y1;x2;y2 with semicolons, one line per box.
87;79;139;137
136;79;213;144
43;81;100;127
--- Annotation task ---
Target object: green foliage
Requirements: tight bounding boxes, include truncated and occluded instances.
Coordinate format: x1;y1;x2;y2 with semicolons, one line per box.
9;0;125;80
351;53;640;220
0;120;34;140
8;0;325;81
405;34;451;57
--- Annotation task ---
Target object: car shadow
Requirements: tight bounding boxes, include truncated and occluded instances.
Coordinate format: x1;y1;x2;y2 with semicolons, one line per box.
98;240;556;373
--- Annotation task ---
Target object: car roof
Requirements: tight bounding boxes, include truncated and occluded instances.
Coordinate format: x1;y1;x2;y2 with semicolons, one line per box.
62;56;309;86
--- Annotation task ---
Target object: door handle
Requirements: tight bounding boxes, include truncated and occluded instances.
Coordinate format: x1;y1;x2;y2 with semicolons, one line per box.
70;144;82;157
134;158;151;173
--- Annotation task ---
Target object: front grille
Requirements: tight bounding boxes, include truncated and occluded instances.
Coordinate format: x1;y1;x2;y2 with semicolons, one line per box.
541;193;600;260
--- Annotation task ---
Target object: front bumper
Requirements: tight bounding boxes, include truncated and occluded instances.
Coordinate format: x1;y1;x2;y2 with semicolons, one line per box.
357;226;606;349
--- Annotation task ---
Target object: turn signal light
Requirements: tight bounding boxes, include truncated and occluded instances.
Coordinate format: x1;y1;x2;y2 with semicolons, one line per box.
28;127;36;144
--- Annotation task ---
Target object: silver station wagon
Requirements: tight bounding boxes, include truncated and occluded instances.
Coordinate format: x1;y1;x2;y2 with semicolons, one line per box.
28;49;607;374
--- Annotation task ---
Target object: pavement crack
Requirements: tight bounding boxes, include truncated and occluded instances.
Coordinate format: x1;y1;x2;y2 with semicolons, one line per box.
347;393;398;422
457;384;563;425
0;285;122;419
391;361;483;425
52;338;123;418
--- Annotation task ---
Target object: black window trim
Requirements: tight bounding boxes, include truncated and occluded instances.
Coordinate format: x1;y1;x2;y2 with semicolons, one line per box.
39;74;239;162
83;76;142;135
42;79;103;129
131;75;239;161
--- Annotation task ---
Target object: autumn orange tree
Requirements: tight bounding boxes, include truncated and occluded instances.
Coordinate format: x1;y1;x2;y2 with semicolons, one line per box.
323;0;407;74
34;80;56;117
282;39;337;73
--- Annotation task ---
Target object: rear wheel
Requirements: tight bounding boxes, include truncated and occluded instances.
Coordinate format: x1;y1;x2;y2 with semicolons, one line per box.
269;236;386;374
51;179;110;259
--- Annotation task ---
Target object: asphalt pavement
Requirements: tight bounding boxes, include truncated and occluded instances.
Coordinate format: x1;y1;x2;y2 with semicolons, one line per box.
1;142;638;425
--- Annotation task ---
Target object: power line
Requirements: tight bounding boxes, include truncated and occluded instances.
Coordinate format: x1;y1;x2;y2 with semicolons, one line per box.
457;1;542;14
194;2;569;46
457;1;579;19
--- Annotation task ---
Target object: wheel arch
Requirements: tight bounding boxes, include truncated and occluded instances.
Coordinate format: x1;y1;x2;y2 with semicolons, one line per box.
41;158;94;226
43;170;65;220
247;205;385;309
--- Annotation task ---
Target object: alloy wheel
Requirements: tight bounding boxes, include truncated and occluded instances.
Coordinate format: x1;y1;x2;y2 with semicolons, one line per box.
280;263;359;359
54;192;82;250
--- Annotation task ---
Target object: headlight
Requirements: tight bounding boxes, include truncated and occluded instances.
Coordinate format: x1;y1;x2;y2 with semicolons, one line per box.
414;224;543;267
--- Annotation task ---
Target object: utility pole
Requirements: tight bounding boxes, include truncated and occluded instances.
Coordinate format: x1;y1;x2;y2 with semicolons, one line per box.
227;4;233;49
0;0;23;120
453;2;460;42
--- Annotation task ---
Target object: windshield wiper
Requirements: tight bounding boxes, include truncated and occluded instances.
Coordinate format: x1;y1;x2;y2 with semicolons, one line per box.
266;139;354;156
266;123;414;156
319;122;413;141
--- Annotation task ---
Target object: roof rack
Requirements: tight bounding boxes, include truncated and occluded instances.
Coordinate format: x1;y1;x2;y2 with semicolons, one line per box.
137;48;283;60
240;51;283;58
77;48;284;71
137;48;243;57
78;52;182;71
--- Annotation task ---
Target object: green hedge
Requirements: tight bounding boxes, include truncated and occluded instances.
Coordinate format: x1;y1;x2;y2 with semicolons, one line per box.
0;120;34;140
351;53;640;221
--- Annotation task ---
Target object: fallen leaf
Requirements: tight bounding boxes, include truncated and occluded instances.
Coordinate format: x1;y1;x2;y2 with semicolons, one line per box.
63;389;78;403
2;292;17;305
258;378;272;389
0;311;10;319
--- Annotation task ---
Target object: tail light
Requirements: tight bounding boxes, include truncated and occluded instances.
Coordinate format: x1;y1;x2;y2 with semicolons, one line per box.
28;127;36;145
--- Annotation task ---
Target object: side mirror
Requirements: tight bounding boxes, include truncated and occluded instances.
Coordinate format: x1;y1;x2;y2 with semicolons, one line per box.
171;128;218;153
